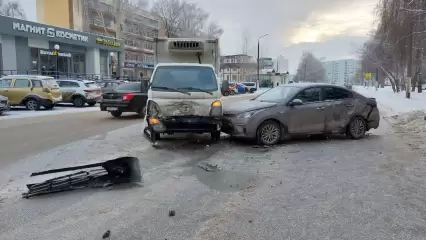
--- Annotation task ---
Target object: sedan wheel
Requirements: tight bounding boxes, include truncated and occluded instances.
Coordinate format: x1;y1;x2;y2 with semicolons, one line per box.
257;120;281;145
347;117;366;139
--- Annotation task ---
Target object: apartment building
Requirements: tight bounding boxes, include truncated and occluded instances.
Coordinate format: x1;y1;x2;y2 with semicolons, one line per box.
36;0;160;78
276;55;289;73
219;54;257;82
322;59;361;85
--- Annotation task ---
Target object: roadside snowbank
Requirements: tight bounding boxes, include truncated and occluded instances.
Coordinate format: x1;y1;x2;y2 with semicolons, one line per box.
0;105;100;121
354;86;426;115
388;111;426;156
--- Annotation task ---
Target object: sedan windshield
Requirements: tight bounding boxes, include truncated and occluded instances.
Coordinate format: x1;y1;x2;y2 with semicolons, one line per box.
254;86;299;102
151;66;218;92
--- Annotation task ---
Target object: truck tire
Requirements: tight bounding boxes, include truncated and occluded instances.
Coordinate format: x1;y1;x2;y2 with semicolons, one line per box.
211;131;221;142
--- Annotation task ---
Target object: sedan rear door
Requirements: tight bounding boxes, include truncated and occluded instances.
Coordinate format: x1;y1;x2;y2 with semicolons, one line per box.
322;86;355;132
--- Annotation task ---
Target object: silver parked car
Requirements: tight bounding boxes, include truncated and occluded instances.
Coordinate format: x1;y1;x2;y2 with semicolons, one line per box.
222;83;380;145
0;94;10;115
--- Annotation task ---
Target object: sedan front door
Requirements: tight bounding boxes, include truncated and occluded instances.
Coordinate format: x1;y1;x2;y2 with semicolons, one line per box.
286;87;328;134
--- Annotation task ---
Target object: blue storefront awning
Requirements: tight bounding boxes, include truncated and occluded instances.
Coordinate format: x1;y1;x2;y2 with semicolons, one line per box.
124;62;154;69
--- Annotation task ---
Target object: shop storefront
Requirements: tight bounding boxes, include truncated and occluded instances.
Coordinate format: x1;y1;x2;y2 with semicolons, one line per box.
0;15;124;78
123;62;154;79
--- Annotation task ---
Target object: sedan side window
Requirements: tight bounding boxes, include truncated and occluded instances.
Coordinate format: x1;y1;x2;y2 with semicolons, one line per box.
0;79;12;88
295;87;321;103
324;87;352;100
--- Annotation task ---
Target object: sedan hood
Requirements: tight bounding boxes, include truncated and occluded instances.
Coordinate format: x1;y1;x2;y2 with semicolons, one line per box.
224;100;277;114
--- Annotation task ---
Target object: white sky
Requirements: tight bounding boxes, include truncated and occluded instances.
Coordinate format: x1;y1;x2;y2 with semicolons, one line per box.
16;0;378;72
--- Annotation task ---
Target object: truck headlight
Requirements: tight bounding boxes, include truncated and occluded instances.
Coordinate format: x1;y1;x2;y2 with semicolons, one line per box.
236;109;264;119
210;100;222;116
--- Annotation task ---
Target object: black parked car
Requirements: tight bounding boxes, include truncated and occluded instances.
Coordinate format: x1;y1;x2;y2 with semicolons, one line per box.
0;94;10;115
100;82;148;118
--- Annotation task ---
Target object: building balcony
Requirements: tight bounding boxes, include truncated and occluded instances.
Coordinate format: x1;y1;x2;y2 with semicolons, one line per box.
124;45;154;55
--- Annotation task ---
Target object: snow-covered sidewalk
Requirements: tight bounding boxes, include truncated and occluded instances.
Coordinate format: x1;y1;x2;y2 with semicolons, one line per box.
0;104;100;121
354;86;426;116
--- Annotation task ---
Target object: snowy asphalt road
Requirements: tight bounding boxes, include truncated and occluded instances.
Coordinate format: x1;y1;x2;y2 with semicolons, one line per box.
2;97;426;239
0;95;255;168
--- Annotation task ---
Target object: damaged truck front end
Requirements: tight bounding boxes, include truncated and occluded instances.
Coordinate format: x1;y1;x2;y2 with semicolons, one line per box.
143;97;223;144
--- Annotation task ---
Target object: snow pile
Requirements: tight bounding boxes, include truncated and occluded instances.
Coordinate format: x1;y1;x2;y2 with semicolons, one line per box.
390;111;426;156
0;105;99;121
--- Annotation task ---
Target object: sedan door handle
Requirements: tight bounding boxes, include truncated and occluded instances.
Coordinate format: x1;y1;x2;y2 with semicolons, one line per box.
345;104;354;107
316;107;324;111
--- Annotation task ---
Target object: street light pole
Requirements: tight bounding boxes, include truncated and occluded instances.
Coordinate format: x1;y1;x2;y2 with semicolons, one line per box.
110;52;115;77
257;34;268;89
54;44;60;79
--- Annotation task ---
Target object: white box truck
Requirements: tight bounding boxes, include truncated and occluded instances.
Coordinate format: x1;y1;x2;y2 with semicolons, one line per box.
143;37;222;145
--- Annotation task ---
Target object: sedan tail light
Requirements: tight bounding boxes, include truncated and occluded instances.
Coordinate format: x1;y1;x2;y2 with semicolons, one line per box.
123;93;135;101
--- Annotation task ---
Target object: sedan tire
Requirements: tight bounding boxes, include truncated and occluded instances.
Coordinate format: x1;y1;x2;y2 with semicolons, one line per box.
257;120;281;145
346;116;366;139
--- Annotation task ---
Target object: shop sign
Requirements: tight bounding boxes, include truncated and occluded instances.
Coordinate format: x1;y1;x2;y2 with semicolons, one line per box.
12;22;89;42
40;49;72;58
96;38;120;47
124;62;154;69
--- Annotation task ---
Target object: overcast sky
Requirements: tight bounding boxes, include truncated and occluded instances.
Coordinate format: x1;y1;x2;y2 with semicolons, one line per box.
17;0;378;72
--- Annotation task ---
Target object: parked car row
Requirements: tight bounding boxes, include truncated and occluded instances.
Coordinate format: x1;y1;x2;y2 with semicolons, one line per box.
0;75;129;113
222;81;258;96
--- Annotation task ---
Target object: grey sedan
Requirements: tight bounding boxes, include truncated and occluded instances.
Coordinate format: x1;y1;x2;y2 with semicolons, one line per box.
222;83;380;145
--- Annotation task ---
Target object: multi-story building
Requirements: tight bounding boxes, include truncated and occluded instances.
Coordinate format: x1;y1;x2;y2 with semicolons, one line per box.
259;57;274;70
323;59;361;85
219;54;256;82
276;55;289;73
36;0;160;78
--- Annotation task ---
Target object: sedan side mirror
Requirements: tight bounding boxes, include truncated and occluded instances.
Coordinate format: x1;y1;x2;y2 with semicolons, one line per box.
288;99;303;106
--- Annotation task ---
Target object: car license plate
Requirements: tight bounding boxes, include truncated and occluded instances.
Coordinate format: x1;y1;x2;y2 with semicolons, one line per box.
107;107;118;111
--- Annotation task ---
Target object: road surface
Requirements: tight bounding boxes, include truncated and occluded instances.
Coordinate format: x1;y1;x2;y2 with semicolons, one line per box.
0;111;142;168
0;95;254;168
2;105;426;240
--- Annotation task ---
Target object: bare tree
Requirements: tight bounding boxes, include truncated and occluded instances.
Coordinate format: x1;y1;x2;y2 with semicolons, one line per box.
152;0;223;38
0;0;26;20
294;52;326;83
206;22;223;38
152;0;183;37
177;2;209;37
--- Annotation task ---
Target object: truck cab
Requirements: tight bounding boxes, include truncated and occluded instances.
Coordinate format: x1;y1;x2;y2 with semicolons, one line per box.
143;38;222;145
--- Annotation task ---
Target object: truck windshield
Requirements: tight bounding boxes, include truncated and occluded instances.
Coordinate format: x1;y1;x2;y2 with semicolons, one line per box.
151;66;218;92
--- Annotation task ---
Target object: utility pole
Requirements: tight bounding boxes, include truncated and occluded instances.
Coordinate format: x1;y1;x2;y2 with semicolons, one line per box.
257;34;268;89
406;21;414;99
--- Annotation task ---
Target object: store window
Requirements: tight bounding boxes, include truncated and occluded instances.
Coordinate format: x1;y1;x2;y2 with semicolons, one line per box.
30;48;39;73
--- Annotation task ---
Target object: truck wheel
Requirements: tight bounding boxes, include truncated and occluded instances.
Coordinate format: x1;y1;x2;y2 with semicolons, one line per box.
110;111;122;117
211;131;221;142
